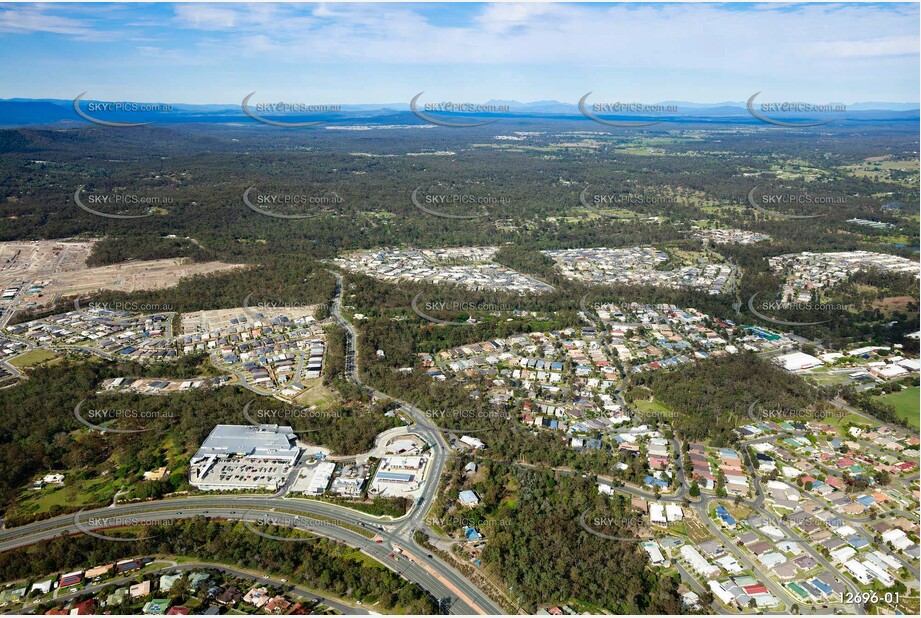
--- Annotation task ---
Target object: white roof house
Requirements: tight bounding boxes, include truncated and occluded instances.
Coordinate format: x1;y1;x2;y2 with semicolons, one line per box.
831;547;857;563
665;504;683;522
460;435;485;449
681;545;719;578
642;541;665;564
715;555;743;574
708;580;735;605
458;490;480;506
861;557;895;587
844;559;872;585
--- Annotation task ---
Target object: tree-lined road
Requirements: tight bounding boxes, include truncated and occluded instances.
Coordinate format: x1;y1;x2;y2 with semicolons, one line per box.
0;272;503;616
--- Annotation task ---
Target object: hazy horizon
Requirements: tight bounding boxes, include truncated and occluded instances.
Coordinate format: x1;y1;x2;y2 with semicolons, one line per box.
0;2;918;105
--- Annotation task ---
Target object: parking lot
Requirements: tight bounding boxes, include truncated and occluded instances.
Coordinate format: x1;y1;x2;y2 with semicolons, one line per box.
192;458;293;491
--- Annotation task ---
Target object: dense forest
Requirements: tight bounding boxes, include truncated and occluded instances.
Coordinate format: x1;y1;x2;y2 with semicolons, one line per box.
0;114;917;615
0;517;436;614
1;123;917;267
631;353;827;445
4;121;917;348
427;458;683;613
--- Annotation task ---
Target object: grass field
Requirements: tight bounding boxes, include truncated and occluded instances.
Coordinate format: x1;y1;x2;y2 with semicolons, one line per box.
632;398;675;419
9;348;58;367
15;475;122;518
841;158;919;187
829;413;873;434
803;368;851;386
294;378;339;408
876;387;920;429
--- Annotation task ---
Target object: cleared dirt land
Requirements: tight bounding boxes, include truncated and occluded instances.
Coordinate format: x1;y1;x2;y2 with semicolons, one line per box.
46;258;243;301
1;239;243;308
0;240;96;280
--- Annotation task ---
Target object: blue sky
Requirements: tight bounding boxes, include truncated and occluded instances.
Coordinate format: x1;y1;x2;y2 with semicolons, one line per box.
0;2;918;104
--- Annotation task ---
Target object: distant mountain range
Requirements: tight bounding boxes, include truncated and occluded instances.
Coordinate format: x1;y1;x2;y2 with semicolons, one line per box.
0;97;917;127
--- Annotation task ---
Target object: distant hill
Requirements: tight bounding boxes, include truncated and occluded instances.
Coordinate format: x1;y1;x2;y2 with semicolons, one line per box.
0;97;917;127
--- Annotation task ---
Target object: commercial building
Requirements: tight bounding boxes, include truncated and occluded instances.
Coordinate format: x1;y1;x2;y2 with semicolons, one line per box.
366;455;429;498
189;424;300;491
192;424;300;465
371;455;428;487
375;471;417;484
774;351;823;372
304;461;336;495
383;456;425;470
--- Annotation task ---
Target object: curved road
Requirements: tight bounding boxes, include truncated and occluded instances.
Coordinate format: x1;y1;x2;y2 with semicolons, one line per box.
4;274;911;616
0;273;503;616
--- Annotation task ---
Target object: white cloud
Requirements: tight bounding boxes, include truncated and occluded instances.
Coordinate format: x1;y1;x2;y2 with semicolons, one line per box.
158;3;918;72
0;5;99;38
0;2;916;103
172;5;240;30
803;35;919;59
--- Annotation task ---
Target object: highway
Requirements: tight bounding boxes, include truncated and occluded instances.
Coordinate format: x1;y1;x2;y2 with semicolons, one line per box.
1;272;914;615
0;500;492;615
0;272;504;616
328;272;502;612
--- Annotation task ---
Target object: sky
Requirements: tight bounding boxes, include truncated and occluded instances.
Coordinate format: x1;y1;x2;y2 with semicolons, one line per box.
0;2;918;105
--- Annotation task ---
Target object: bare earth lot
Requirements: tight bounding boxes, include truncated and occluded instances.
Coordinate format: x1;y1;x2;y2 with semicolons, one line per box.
46;258;243;302
1;239;243;308
0;240;96;280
